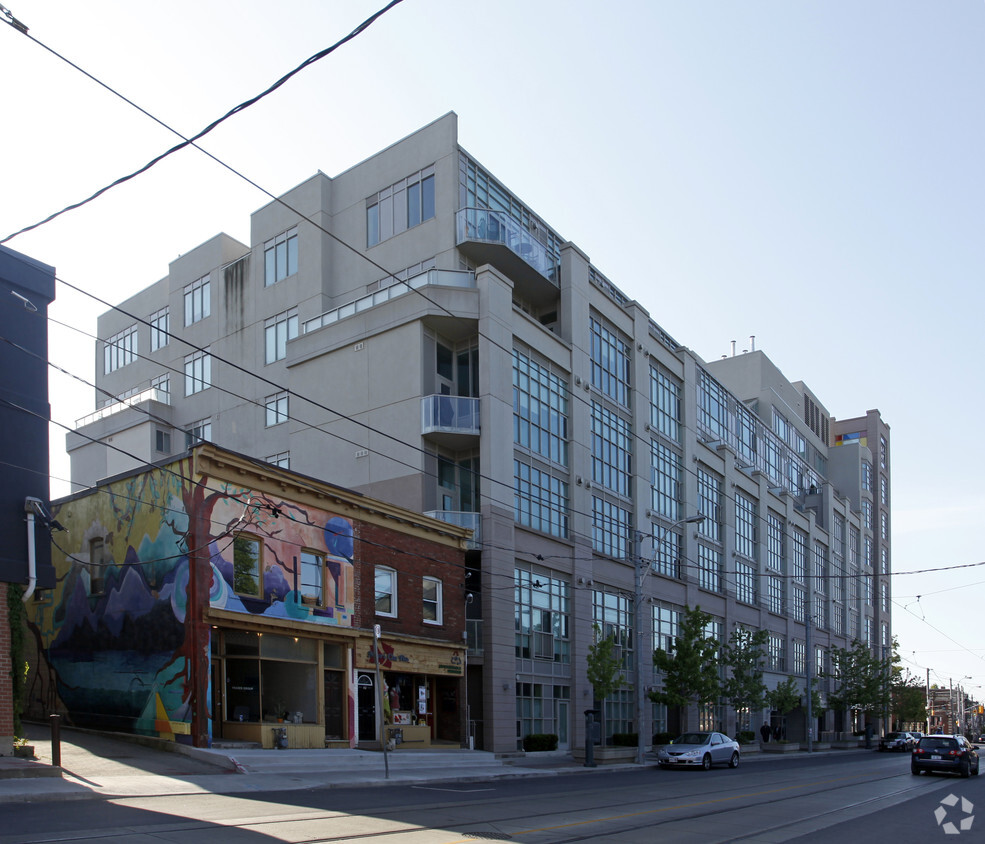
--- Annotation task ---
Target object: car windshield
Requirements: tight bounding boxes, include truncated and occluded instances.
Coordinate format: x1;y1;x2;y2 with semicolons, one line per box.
674;733;710;745
886;733;904;739
920;737;958;751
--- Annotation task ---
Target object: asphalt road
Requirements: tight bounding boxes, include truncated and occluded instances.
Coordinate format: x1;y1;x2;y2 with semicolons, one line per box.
0;747;979;843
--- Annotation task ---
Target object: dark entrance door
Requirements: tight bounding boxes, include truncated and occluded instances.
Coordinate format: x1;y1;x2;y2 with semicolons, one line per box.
324;671;344;739
357;673;376;742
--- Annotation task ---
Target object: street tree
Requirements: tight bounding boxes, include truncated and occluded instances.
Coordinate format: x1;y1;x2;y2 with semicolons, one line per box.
650;605;721;733
720;627;769;735
767;676;801;740
586;624;624;738
825;640;892;728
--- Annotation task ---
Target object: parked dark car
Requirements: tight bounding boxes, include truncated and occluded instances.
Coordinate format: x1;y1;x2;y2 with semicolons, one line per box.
880;731;914;752
912;735;980;777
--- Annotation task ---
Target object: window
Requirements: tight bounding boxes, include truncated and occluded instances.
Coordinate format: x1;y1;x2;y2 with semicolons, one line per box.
880;476;889;506
267;452;289;469
514;460;568;538
423;577;442;624
861;460;872;491
791;528;808;581
515;566;571;663
650;366;681;442
880;546;889;575
375;567;396;616
791;586;806;622
151;373;170;403
233;535;261;596
698;544;722;593
736;561;756;605
185;418;212;448
88;537;108;594
880;512;889;541
651;441;681;522
767;575;784;615
265;393;288;427
589;316;631;408
592;496;631;557
881;581;890;612
766;512;784;571
793;639;806;674
697;370;729;441
184;275;211;326
367;166;435;247
149;307;169;351
696;468;722;542
300;550;326;606
184;348;212;395
155;429;171;454
735;492;757;560
264;227;298;286
768;634;785;671
512;349;568;466
880;435;888;470
104;325;138;373
265;309;299;364
591;402;632;495
862;499;872;530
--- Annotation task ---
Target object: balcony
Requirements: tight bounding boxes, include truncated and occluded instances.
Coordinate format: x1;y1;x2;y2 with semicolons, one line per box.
424;510;481;550
456;208;559;307
421;395;480;448
75;386;171;429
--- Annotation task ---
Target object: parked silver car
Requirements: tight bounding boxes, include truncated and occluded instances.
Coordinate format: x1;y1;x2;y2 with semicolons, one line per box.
655;731;741;770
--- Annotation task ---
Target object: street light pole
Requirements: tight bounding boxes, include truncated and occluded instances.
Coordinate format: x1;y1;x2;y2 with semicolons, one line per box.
634;515;704;766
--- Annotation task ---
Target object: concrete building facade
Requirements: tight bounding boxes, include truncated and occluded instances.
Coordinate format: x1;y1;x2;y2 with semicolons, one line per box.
69;113;890;753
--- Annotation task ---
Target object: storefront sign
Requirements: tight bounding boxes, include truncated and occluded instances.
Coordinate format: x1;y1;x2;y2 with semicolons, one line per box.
356;638;463;676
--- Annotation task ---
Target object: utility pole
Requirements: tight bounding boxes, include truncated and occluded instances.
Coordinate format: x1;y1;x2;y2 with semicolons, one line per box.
805;610;813;753
633;530;646;766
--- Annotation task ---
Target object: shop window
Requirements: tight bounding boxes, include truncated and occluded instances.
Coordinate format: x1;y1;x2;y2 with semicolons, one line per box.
233;535;262;596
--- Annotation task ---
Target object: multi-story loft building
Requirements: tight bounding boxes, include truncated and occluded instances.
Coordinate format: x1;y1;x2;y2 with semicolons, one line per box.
69;112;891;753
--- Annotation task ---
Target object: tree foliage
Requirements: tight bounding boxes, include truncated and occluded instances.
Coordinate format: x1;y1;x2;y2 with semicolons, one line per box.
586;624;623;702
825;640;892;715
720;627;769;720
767;676;802;716
650;605;721;732
892;673;928;727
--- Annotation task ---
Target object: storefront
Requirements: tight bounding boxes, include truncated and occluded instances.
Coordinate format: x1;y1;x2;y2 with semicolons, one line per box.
208;610;360;749
354;633;465;748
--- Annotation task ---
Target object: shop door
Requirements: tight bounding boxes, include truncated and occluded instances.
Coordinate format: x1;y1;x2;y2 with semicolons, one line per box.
324;671;344;739
357;674;376;742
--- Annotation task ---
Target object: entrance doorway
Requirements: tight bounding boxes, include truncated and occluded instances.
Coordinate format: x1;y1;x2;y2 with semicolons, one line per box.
324;671;344;739
357;673;376;742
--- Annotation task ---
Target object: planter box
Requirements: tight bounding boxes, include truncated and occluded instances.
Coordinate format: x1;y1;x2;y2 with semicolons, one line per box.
831;741;862;750
806;742;831;751
572;746;637;765
761;742;799;753
13;745;35;759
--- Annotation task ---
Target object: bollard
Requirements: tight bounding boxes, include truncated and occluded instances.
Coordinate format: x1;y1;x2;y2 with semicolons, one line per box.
50;714;61;768
584;709;597;768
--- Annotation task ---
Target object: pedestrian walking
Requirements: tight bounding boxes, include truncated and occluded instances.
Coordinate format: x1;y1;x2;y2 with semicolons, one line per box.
760;721;771;743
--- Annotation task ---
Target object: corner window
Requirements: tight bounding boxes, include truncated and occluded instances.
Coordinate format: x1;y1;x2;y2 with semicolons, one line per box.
233;535;262;597
367;166;435;247
423;576;442;624
264;227;298;286
375;566;396;616
184;275;211;326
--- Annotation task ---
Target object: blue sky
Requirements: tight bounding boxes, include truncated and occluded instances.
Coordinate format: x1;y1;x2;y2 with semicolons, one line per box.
2;1;982;700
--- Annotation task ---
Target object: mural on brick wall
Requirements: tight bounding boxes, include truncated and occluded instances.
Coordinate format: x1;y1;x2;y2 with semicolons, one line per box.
25;457;354;741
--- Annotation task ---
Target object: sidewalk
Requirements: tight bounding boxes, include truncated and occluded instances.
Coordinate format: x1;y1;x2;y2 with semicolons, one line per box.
0;724;867;803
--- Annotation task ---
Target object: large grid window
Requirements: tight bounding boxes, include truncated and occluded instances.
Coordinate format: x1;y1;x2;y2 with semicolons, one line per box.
264;227;298;285
184;348;212;395
696;468;722;542
735;492;757;560
767;575;784;615
880;512;889;541
736;405;758;465
652;603;681;654
880;547;889;575
104;325;138;373
862;460;873;491
793;639;806;675
149;308;169;352
367;166;435;247
768;634;785;671
589;316;631;408
767;512;784;571
265;309;299;364
697;370;728;440
650;366;681;442
514;460;568;538
791;586;806;622
515;565;570;663
651;441;681;522
592;497;631;557
591;402;632;495
791;528;808;581
697;544;722;593
813;542;828;595
265;393;288;427
649;523;682;579
184;275;210;326
862;499;872;530
513;349;568;466
736;561;757;605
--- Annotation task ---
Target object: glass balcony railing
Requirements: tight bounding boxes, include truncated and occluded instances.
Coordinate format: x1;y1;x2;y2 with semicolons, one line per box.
75;386;171;428
421;394;480;437
303;268;475;333
424;509;481;549
456;208;558;282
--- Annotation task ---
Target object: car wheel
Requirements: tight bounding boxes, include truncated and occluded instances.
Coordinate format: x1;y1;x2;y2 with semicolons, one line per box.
911;764;921;775
702;754;712;771
960;759;971;778
729;751;739;769
973;761;980;777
